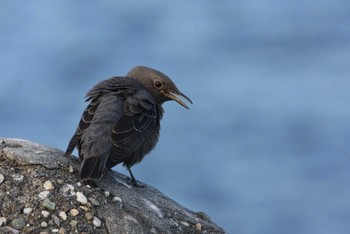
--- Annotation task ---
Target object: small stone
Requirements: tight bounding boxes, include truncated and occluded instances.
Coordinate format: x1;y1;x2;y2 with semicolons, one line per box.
195;223;202;231
23;207;32;214
104;191;110;197
76;182;82;187
59;211;67;221
69;166;74;173
76;192;87;205
79;206;89;211
0;217;7;226
56;179;64;184
59;228;66;234
41;210;50;218
38;191;50;200
85;212;93;221
70;209;79;217
40;221;48;228
12;174;24;182
52;229;59;233
180;221;190;227
0;173;4;184
43;180;55;190
92;217;101;227
42;198;56;211
88;198;99;206
40;231;49;234
70;220;77;227
51;214;60;227
60;184;75;197
11;217;26;230
112;196;122;202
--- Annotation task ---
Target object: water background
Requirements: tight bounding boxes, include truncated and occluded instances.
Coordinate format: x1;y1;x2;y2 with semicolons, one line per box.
1;1;350;233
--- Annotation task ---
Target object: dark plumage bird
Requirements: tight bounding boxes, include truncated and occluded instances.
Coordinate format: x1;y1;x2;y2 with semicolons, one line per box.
65;66;192;186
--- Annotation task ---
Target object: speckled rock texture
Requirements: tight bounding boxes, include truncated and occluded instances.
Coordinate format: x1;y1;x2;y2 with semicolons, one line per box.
0;138;225;234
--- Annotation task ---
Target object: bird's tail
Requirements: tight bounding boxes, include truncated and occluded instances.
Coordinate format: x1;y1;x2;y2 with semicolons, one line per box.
79;156;107;180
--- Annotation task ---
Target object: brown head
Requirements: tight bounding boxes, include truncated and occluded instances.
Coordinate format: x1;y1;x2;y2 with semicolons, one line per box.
126;66;192;109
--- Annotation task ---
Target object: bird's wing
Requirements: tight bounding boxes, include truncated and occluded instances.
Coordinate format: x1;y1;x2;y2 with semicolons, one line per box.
78;94;124;179
65;98;100;157
106;89;158;168
65;77;134;157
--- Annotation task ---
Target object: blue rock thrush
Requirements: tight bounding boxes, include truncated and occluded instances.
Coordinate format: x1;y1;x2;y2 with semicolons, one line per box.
65;66;192;186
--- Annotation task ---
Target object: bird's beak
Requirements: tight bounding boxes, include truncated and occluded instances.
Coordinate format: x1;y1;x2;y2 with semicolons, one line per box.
164;91;193;109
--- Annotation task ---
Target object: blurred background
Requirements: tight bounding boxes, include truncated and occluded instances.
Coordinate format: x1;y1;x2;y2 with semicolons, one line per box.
1;1;350;233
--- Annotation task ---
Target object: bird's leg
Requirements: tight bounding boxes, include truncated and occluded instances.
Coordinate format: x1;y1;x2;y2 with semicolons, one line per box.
127;167;143;187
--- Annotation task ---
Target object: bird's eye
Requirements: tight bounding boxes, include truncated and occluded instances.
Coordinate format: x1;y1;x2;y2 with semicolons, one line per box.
154;80;163;89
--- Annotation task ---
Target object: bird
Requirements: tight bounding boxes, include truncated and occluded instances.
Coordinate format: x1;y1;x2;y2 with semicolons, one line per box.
65;66;192;186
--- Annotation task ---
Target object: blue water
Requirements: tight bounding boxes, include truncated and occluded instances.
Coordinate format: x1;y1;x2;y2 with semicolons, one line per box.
1;1;350;233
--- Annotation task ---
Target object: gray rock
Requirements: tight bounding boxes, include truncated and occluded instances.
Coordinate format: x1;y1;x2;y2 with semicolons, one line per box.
10;217;26;230
0;138;225;233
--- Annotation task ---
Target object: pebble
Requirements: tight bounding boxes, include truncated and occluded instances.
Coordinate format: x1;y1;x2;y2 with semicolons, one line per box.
56;179;64;184
0;173;4;184
0;217;7;226
70;220;77;228
60;184;75;197
76;192;87;205
51;214;60;227
11;217;26;230
85;212;93;221
180;221;190;227
40;232;49;234
88;198;99;206
104;191;110;197
69;166;74;173
70;209;79;217
112;196;122;202
92;217;102;227
23;207;33;214
59;228;66;234
79;206;89;211
76;182;82;187
42;198;56;211
59;211;67;221
52;229;59;233
42;210;50;218
40;221;48;228
43;180;55;190
38;191;50;200
12;174;24;182
195;223;202;231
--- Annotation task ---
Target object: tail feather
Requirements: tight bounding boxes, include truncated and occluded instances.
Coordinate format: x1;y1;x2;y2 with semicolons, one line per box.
79;156;107;180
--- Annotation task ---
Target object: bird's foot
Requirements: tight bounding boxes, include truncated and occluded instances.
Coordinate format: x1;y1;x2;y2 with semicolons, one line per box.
128;178;145;188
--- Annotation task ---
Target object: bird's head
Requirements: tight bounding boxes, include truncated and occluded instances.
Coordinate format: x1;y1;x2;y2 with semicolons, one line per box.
126;66;193;109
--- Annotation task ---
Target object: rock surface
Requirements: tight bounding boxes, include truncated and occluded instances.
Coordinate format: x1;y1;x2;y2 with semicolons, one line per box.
0;138;225;233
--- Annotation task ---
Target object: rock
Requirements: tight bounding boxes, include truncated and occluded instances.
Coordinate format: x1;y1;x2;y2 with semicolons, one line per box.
40;221;48;228
59;211;67;221
0;173;4;184
85;212;93;221
0;138;225;233
12;174;24;182
76;191;87;205
195;222;202;231
92;217;102;227
41;210;50;218
10;217;26;230
23;207;33;214
69;209;79;217
42;198;56;211
0;217;7;226
43;180;55;190
51;214;60;227
38;191;50;200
